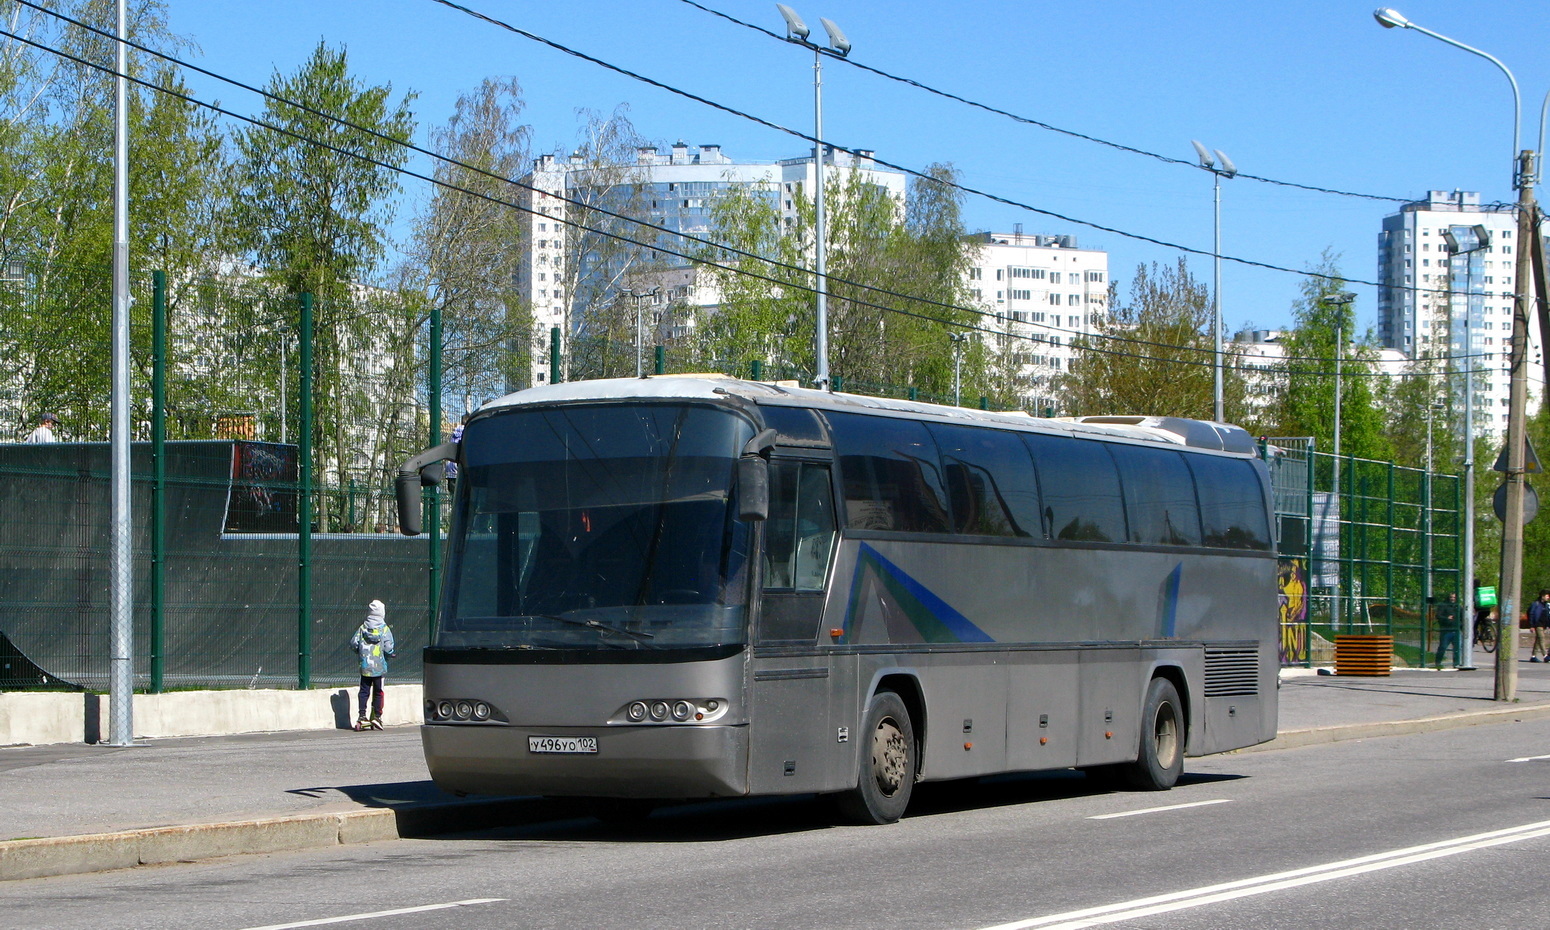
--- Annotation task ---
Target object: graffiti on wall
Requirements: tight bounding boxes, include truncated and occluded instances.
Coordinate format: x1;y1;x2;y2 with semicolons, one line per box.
1278;557;1309;665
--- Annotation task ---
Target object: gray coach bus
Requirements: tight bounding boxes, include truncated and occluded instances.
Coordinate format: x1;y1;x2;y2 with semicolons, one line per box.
395;375;1278;824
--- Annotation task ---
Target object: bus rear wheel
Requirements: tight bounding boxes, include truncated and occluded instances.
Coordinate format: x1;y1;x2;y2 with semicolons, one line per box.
836;691;916;825
1123;677;1184;790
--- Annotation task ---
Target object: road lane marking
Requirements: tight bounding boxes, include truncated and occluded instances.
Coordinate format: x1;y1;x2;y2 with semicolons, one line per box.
1506;753;1550;762
239;898;505;930
975;818;1550;930
1088;799;1231;820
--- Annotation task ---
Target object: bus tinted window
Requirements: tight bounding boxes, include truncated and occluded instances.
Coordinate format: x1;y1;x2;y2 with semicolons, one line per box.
757;405;828;446
926;423;1041;537
1023;433;1126;542
1188;455;1272;550
826;412;951;533
764;461;837;592
1109;445;1201;546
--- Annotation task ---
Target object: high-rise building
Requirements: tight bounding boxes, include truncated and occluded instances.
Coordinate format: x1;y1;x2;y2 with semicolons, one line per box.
513;142;906;388
966;231;1109;412
1377;189;1536;434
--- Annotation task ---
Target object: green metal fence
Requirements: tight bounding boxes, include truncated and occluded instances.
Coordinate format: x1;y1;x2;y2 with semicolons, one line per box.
1269;439;1464;669
0;261;1465;689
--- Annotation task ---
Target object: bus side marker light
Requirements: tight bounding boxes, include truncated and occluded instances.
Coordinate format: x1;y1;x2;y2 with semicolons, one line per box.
964;742;972;751
1105;731;1113;739
1040;737;1048;745
829;628;843;640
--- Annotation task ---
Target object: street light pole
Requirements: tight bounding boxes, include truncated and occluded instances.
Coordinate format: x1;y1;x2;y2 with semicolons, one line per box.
1192;141;1236;423
626;286;660;378
1375;6;1540;700
1325;292;1355;630
778;5;850;392
1443;224;1491;670
950;332;967;406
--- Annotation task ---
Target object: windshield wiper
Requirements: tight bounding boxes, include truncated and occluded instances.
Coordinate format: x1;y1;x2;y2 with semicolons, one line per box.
532;613;655;644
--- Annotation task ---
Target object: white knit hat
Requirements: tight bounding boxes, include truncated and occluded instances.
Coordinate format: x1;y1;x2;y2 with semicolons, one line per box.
367;599;385;620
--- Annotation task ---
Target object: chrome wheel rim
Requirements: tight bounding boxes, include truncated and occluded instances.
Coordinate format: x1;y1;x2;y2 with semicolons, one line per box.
872;716;908;797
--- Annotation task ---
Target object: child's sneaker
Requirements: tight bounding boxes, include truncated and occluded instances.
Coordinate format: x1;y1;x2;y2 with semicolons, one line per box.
368;716;383;730
354;716;368;731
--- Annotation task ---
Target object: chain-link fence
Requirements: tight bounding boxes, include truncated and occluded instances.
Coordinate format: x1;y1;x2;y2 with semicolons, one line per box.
1270;440;1464;669
0;264;1465;690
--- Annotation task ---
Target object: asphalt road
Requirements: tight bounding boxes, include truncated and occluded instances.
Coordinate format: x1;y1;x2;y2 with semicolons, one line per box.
6;715;1550;930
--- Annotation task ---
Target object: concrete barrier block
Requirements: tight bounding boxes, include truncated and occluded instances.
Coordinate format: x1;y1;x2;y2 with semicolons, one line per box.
135;815;340;866
0;833;141;881
336;809;401;845
0;692;94;746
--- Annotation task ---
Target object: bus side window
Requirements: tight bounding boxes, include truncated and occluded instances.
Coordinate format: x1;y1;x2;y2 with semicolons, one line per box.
764;462;799;589
764;461;836;592
791;463;836;591
1109;445;1202;546
1023;433;1126;543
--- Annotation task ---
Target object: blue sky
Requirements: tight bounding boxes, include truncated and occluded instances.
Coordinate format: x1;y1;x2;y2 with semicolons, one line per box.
169;0;1550;338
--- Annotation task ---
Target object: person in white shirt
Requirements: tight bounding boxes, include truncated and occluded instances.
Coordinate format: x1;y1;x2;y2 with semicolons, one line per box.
23;413;58;443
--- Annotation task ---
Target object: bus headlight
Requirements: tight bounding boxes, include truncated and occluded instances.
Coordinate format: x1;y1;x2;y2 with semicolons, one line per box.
427;697;507;723
613;698;730;725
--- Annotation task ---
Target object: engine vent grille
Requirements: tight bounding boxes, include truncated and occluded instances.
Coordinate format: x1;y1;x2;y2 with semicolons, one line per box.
1204;647;1260;697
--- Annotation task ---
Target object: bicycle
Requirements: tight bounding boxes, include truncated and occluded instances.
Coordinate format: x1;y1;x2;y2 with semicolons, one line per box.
1473;613;1498;653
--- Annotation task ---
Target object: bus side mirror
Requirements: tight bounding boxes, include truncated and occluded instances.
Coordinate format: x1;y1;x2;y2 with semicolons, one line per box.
395;473;423;536
737;427;778;522
738;455;769;522
394;441;460;537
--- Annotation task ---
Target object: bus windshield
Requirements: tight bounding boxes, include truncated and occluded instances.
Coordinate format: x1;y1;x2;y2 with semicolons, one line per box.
439;403;753;651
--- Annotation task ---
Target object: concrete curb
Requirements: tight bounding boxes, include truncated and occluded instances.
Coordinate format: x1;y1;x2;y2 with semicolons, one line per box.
9;703;1550;883
1246;700;1550;752
0;797;539;882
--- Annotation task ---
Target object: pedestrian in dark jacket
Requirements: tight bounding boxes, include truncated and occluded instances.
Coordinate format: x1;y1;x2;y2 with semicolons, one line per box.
350;599;395;730
1434;592;1463;670
1528;590;1550;662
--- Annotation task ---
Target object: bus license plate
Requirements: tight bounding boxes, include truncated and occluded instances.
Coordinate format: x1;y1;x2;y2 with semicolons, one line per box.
528;735;598;754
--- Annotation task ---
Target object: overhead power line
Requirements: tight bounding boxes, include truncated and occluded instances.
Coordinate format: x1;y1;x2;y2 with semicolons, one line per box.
3;4;1494;382
3;0;1280;366
675;0;1412;205
423;0;1454;296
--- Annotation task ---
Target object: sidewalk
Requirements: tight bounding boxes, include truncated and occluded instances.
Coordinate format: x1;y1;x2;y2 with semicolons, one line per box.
6;661;1550;881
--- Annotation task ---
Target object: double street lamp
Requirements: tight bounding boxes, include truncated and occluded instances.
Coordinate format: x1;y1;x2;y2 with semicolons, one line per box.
1443;224;1491;669
1375;7;1545;699
778;4;850;391
1191;141;1237;423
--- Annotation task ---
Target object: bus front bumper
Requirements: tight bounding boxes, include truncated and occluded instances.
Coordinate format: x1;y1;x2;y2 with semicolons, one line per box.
420;722;749;799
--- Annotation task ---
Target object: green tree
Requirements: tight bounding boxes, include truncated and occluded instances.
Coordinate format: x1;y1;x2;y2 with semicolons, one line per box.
231;41;416;512
696;160;980;397
694;178;808;377
1055;257;1249;420
404;76;532;420
1269;254;1391;461
0;1;225;439
555;107;651;381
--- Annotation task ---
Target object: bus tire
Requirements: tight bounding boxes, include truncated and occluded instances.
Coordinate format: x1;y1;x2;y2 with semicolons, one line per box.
836;690;916;825
1123;677;1184;791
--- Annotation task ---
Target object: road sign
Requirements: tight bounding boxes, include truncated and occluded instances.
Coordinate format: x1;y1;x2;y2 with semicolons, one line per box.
1493;479;1540;524
1493;436;1542;475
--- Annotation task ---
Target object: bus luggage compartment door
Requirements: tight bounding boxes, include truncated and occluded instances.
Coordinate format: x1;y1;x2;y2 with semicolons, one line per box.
746;659;847;794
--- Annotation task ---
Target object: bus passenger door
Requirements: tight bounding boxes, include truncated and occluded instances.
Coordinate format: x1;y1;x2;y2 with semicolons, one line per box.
748;460;845;794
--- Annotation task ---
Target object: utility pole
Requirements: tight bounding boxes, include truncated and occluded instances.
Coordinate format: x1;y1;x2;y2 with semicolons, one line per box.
1496;149;1539;701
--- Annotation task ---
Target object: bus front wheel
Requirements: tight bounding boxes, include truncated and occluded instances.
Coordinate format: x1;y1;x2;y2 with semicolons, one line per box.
1123;677;1184;791
836;690;916;825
